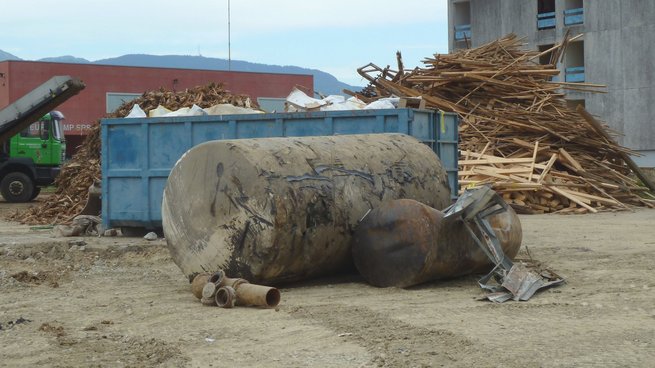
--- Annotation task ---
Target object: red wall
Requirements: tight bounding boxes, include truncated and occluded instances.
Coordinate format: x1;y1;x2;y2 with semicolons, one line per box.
0;63;9;108
1;60;313;137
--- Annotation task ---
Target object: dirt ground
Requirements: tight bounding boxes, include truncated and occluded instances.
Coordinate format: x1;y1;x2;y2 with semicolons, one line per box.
1;197;654;368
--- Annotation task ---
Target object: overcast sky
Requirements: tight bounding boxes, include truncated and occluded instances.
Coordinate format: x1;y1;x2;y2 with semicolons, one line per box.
1;0;448;86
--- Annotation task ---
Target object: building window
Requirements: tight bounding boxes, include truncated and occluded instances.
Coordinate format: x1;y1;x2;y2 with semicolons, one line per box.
106;93;142;114
538;44;555;65
565;41;585;83
454;1;471;42
538;44;557;81
537;0;556;29
566;99;585;110
564;0;584;26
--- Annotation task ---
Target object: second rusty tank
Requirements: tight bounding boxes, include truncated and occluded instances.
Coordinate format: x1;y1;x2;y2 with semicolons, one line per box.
351;197;522;288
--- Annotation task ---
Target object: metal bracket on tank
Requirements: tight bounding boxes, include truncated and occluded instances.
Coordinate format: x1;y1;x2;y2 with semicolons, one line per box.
443;186;565;302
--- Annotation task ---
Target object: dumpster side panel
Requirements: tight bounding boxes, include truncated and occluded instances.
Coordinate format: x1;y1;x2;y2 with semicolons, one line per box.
101;109;458;229
438;112;459;197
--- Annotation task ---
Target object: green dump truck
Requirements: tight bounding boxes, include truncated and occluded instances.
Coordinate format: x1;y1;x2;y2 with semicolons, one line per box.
0;76;85;202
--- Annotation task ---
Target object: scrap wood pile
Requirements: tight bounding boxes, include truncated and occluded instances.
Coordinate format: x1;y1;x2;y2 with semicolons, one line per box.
351;34;655;213
8;83;256;225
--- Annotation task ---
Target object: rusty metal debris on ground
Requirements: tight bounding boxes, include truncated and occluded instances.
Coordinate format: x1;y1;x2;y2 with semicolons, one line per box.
352;196;522;288
443;186;565;302
191;270;280;309
52;215;101;237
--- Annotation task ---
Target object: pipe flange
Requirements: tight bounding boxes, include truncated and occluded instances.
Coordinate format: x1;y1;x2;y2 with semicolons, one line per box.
200;296;217;306
215;286;237;308
229;278;250;290
209;270;225;286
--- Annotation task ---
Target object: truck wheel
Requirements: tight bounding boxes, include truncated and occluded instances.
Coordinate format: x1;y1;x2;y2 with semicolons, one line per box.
0;172;34;203
30;187;42;200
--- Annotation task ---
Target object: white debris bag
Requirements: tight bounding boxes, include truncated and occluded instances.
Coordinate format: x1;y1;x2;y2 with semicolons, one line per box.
148;105;173;117
189;104;208;116
126;104;147;118
364;99;397;110
286;87;327;110
204;104;264;115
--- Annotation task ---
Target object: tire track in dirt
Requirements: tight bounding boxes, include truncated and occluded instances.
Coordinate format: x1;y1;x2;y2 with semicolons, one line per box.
289;303;484;367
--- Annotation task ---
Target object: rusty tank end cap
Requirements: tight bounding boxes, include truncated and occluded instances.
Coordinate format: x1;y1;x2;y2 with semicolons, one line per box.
202;282;218;299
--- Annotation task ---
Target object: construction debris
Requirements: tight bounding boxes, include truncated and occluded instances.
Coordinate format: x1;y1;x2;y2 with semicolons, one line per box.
190;270;281;309
442;186;564;302
7;83;256;225
285;86;396;112
353;34;655;213
352;192;522;289
52;215;102;237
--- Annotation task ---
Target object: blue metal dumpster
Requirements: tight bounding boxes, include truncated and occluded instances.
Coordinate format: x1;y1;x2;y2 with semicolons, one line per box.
101;108;458;230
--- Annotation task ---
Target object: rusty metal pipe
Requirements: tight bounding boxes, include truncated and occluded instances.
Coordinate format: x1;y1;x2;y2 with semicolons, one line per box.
234;283;280;308
219;276;250;289
352;198;522;288
191;273;212;299
215;286;237;308
208;270;225;285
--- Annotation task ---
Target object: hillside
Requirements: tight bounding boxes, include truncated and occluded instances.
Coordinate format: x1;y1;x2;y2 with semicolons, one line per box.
0;50;21;61
38;55;91;64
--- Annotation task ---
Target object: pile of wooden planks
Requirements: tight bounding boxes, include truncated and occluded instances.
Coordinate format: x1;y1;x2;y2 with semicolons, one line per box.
8;83;256;225
352;34;655;213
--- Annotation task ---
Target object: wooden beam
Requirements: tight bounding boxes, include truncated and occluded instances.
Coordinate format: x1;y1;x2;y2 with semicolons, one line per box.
548;186;598;213
528;141;539;182
558;148;585;172
557;188;619;206
537;154;558;184
459;158;535;165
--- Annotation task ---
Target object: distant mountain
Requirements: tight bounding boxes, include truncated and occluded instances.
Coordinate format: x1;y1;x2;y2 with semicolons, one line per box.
0;50;21;61
94;54;360;96
38;55;90;64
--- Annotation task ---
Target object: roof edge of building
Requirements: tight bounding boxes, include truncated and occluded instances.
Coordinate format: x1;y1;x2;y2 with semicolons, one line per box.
0;59;314;78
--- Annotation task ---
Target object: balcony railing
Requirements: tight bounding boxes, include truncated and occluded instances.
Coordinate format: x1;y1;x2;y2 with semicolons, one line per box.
565;66;585;82
454;24;471;41
564;8;584;26
537;12;556;29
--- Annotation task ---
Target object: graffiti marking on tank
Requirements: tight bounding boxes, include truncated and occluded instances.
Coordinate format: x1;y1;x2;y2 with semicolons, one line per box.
210;162;224;217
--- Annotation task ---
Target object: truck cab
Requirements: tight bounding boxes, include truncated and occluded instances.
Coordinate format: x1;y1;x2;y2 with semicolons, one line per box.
0;111;66;202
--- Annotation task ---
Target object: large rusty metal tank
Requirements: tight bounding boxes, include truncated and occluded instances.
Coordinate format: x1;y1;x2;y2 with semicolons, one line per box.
351;198;522;288
162;134;451;284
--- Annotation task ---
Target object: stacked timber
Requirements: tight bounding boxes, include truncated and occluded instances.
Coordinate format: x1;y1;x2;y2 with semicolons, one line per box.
8;83;255;225
353;34;655;213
